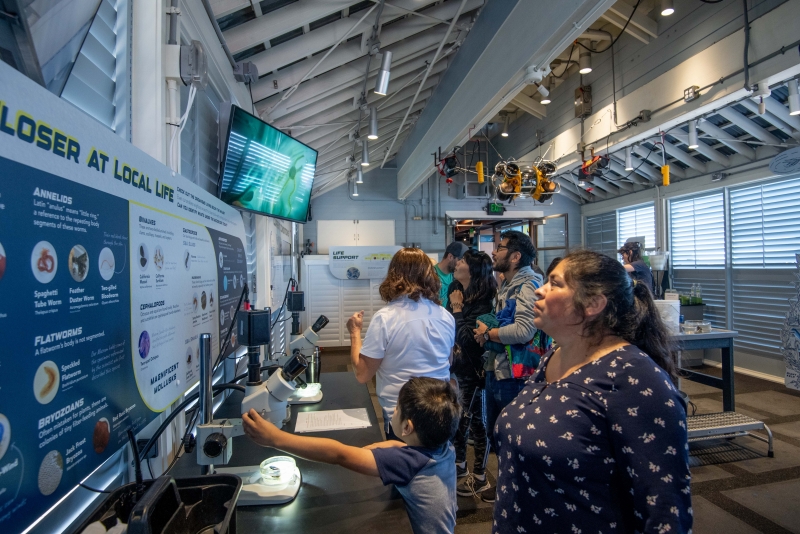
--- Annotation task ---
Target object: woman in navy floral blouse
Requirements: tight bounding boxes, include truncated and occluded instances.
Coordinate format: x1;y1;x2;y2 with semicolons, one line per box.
493;250;692;534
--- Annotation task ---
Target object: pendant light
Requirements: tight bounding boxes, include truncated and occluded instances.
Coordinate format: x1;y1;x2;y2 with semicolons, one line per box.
501;113;509;137
687;120;699;150
624;147;634;171
660;0;674;16
352;181;359;197
356;168;364;184
374;51;393;96
578;42;593;75
538;78;551;105
788;79;800;116
368;106;379;140
361;140;369;166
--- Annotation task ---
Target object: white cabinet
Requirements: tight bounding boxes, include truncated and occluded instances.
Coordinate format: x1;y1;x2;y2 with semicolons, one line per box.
301;255;386;347
316;219;395;253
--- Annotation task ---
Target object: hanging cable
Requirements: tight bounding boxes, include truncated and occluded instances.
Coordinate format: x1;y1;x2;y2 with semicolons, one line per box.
552;42;576;79
575;0;642;54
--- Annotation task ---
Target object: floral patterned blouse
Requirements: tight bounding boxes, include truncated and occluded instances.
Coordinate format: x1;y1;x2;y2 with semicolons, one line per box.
493;344;693;534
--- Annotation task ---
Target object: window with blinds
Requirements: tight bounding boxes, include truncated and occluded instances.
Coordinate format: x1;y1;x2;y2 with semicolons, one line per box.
669;193;725;267
730;177;800;268
585;212;617;258
617;203;655;250
60;0;130;139
180;85;222;196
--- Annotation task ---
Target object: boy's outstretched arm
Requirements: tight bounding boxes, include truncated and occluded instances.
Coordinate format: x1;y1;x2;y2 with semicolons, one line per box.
242;409;381;477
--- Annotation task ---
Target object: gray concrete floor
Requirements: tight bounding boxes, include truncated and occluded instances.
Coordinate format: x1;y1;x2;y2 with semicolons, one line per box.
320;348;800;533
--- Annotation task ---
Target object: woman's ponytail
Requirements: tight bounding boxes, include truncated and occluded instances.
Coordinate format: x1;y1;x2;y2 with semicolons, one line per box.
631;280;677;382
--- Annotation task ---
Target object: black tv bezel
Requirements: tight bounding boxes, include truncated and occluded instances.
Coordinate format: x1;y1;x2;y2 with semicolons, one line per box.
217;104;317;224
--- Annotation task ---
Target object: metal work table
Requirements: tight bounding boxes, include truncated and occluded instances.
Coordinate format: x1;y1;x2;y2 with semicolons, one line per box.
674;329;738;411
171;372;411;534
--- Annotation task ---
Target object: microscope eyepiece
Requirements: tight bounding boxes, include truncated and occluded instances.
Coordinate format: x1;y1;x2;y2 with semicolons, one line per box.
281;354;308;382
311;315;329;333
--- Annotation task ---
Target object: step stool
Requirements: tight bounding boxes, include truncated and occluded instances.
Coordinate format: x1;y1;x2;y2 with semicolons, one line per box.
687;412;773;458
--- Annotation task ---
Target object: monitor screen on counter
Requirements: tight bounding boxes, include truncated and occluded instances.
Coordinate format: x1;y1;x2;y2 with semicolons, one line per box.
218;105;317;223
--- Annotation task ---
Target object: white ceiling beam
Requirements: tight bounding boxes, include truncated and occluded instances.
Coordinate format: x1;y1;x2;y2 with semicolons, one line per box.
716;107;782;146
661;141;706;173
737;98;797;140
510;93;547;119
283;79;437;136
764;95;800;133
683;137;731;167
251;19;466;102
631;145;685;179
250;0;452;75
607;1;658;38
268;59;446;127
607;158;648;186
259;44;442;118
224;0;354;55
599;12;649;45
209;0;249;19
618;153;661;181
695;120;756;160
316;106;428;167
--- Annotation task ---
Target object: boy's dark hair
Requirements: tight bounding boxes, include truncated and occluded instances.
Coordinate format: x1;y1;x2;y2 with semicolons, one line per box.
396;377;461;448
500;230;537;267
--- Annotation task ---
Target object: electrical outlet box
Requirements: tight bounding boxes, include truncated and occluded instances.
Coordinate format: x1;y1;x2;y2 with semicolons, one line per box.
138;439;158;459
574;85;592;118
683;85;701;103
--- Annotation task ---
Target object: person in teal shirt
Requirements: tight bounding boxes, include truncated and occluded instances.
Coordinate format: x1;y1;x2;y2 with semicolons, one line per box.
435;242;468;308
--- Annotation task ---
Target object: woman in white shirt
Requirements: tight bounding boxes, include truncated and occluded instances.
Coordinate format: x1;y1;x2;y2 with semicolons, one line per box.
347;248;456;440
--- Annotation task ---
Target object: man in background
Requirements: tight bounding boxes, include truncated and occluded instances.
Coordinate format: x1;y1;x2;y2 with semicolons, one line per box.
435;242;468;308
472;230;544;502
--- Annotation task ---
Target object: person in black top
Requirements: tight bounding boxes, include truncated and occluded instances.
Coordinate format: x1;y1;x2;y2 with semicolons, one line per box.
445;250;497;497
618;241;654;293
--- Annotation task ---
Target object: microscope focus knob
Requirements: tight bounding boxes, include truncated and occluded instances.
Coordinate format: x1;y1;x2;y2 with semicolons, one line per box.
203;432;228;458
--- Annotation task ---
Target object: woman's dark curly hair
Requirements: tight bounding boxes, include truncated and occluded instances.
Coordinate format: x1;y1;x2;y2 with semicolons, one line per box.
561;249;678;381
460;250;497;304
618;241;643;262
379;248;441;304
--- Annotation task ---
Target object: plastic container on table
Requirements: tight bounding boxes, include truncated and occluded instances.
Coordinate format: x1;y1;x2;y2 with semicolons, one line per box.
682;320;712;334
71;474;241;534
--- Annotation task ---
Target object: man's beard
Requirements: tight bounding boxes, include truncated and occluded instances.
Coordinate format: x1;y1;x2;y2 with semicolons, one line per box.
493;255;511;274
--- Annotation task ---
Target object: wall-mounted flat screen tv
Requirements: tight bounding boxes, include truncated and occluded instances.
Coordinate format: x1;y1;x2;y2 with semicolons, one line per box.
218;105;316;223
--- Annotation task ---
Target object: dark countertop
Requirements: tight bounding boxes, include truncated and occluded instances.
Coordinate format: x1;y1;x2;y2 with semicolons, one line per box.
170;372;411;534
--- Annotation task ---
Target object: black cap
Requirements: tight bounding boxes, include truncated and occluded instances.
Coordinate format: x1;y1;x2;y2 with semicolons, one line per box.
444;242;469;260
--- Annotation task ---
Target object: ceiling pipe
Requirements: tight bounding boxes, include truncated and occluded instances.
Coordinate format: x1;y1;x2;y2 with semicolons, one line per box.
199;0;238;69
381;0;469;168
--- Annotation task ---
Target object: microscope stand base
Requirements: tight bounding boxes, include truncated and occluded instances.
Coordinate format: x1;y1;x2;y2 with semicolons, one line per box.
288;390;323;404
214;465;302;505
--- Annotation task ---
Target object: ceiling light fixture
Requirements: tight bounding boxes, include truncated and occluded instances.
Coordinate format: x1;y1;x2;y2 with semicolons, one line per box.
578;42;593;75
625;147;634;171
368;106;379;139
356;168;364;184
352;181;359;197
501;113;509;137
361;140;370;166
788;79;800;116
538;78;551;105
687;120;699;149
374;50;393;96
578;180;586;187
660;0;674;16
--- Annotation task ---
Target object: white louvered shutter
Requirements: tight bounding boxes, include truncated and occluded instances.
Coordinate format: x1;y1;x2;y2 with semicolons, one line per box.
617;203;655;250
584;212;617;258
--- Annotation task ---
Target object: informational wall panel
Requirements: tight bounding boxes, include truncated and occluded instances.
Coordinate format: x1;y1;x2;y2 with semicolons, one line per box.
0;62;245;533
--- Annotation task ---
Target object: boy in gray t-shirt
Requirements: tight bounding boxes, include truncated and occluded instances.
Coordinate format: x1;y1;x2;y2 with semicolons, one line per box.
242;377;461;534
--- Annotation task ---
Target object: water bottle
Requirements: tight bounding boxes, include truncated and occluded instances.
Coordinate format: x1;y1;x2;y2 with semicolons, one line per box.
696;284;702;304
690;284;696;300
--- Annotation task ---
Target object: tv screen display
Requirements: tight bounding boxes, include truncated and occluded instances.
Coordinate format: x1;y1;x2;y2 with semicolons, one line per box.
218;105;317;223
